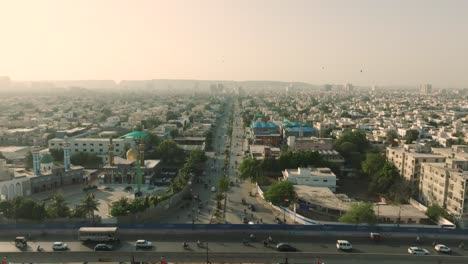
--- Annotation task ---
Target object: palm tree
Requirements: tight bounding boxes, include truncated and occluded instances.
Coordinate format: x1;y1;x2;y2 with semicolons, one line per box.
47;193;70;218
80;194;100;223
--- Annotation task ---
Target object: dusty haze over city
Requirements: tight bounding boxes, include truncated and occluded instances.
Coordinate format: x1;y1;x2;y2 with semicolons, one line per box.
1;0;468;88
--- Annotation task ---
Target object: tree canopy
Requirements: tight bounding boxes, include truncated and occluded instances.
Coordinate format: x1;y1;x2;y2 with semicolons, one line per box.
264;181;296;207
404;130;419;143
426;204;449;222
339;202;377;225
71;152;102;168
334;130;370;168
157;139;185;165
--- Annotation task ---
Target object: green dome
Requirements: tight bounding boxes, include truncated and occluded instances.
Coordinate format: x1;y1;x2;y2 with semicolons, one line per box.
41;154;54;164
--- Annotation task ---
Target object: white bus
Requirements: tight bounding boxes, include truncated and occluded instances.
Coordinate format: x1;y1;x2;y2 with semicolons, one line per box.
78;227;119;242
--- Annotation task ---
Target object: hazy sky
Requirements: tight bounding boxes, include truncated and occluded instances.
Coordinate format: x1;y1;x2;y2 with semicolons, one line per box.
1;0;467;87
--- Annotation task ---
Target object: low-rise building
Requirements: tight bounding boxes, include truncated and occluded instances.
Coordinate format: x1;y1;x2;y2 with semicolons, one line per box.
282;167;337;191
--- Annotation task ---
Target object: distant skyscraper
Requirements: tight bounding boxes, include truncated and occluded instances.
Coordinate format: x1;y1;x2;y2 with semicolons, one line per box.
420;84;432;94
345;83;354;92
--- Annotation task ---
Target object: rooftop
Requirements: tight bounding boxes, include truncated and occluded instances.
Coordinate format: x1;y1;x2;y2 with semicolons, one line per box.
251;122;279;129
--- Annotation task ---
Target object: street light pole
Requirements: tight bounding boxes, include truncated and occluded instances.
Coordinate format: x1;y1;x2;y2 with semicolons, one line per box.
206;242;210;264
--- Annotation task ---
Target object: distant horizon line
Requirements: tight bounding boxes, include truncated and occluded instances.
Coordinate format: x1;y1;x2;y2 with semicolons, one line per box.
2;77;465;89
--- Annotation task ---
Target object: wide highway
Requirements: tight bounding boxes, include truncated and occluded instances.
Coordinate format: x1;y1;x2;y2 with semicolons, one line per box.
1;230;467;263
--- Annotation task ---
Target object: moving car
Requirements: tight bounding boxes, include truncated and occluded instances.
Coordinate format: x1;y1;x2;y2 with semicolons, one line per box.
135;240;153;249
94;244;113;251
248;204;256;211
370;232;381;241
336;240;352;251
408;247;429;255
52;242;68;251
276;243;297;252
434;244;451;254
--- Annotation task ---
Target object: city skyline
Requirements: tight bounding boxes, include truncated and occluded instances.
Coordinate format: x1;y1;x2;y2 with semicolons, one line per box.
0;0;467;87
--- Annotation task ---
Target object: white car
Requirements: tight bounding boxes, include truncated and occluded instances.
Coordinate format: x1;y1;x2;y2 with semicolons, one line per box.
408;247;429;255
135;240;153;249
336;240;352;251
211;186;216;192
52;242;68;251
434;244;451;254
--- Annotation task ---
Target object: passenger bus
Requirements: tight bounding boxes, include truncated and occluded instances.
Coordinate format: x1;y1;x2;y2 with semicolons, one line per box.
78;227;119;242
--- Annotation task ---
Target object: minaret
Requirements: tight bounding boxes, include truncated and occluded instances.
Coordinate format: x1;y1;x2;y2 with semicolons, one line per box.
63;136;71;170
139;142;145;167
32;139;41;176
108;137;114;166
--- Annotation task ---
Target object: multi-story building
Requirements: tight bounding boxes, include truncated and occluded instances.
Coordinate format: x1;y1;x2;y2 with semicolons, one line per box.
386;144;445;186
420;163;468;220
282;167;337;192
49;137;135;164
250;122;281;147
420;84;432;94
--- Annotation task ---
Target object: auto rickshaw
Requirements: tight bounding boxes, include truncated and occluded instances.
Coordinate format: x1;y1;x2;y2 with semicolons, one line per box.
370;232;381;241
15;236;27;249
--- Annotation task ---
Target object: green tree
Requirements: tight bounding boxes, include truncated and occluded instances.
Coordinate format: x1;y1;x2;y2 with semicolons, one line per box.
217;177;230;194
404;130;419;143
334;130;370;153
157;139;185;164
80;195;100;223
386;130;399;146
362;153;386;179
238;158;263;182
11;197;46;220
71;152;102;168
0;200;15;218
46;193;70;218
264;181;296;207
369;162;401;194
49;148;64;163
339;202;377;224
426;204;448;222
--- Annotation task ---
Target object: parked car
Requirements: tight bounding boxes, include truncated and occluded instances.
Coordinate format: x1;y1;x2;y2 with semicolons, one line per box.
336;240;352;251
135;240;153;249
94;244;113;251
52;242;68;251
408;247;429;255
211;187;216;192
434;244;451;254
276;243;297;252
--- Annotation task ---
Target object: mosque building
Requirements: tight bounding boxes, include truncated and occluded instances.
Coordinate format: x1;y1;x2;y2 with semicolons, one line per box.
99;133;161;186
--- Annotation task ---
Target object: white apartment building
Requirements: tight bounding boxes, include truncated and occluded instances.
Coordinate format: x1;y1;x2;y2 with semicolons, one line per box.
282;167;337;192
48;137;135;164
